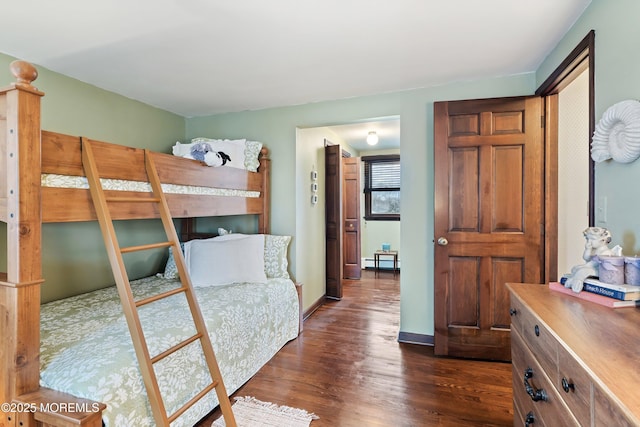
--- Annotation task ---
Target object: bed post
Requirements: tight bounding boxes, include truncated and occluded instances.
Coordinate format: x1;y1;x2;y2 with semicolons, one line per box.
0;61;44;424
258;147;270;234
1;61;106;427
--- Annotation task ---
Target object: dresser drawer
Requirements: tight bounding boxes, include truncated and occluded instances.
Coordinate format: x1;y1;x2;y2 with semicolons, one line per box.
513;398;539;427
509;292;558;381
511;327;579;427
556;344;591;426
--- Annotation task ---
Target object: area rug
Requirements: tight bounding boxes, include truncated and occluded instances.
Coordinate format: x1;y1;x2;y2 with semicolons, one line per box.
213;396;319;427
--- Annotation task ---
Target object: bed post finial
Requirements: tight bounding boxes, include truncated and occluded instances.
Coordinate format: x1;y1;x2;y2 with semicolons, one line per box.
9;60;38;88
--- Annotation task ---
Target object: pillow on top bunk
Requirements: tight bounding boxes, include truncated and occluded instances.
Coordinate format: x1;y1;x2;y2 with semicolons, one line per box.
185;235;267;287
193;137;262;172
173;138;262;172
161;233;291;281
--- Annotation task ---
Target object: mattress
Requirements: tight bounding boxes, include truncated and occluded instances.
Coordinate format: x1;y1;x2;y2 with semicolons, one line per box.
41;173;260;198
40;275;299;427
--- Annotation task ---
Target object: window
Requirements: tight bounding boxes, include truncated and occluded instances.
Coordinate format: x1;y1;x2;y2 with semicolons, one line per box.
363;154;400;221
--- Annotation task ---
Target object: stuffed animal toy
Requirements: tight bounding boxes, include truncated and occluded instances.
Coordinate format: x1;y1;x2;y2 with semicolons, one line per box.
173;141;231;167
218;151;231;165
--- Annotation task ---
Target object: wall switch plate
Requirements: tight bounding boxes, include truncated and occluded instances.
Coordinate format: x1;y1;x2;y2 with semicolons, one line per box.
597;196;607;224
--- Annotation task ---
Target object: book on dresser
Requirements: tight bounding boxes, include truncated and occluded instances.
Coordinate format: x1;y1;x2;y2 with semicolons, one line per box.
559;275;640;300
549;281;640;308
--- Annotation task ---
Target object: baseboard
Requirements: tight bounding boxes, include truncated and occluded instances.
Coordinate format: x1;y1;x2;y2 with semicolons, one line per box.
362;257;401;270
363;266;401;272
397;331;434;346
303;294;326;321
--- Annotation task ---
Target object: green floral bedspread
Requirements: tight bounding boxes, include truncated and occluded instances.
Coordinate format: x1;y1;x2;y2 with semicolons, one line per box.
40;275;299;426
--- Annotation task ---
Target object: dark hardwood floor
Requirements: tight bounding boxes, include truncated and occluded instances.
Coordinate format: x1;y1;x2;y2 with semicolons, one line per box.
198;270;513;426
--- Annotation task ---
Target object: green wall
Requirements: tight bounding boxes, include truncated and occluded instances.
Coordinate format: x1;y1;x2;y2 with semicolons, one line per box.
294;126;334;308
187;74;536;336
538;0;640;256
0;54;186;302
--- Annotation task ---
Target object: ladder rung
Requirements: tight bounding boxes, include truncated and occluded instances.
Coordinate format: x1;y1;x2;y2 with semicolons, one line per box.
151;333;202;364
106;196;161;203
168;381;219;424
121;241;172;254
135;286;187;308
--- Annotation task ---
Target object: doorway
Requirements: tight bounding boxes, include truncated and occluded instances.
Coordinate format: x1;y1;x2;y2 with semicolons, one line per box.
537;30;595;282
294;118;400;309
556;69;590;277
324;119;401;299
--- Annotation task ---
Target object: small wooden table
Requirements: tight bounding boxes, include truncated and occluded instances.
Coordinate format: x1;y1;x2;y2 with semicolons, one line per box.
374;250;398;276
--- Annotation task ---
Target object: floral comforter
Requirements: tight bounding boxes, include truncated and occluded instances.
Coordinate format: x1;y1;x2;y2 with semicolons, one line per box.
40;275;299;426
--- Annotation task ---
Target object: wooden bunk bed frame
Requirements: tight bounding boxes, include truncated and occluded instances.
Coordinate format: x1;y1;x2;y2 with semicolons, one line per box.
0;61;296;427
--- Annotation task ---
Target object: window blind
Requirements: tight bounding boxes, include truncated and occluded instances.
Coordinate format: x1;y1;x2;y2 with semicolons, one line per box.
363;155;400;192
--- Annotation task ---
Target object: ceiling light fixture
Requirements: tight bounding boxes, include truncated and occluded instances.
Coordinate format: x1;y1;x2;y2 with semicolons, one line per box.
366;131;379;145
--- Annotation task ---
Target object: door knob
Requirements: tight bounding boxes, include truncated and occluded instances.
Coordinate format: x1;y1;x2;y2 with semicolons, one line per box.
437;237;448;246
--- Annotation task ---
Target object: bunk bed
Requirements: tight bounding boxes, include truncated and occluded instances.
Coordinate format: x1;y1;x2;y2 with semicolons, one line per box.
0;61;302;427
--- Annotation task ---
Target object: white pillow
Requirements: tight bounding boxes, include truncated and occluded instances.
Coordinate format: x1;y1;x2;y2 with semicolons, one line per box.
172;141;193;157
192;233;290;278
191;137;263;172
184;235;267;287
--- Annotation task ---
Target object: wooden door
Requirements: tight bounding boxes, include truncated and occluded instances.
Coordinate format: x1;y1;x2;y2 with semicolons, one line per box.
434;96;545;361
343;157;361;279
325;144;343;299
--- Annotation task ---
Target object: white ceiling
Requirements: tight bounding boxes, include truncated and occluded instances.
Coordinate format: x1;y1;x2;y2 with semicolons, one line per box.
1;0;590;121
324;118;401;152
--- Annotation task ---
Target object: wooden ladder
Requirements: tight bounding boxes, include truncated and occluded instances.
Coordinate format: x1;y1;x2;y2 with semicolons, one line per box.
81;139;237;427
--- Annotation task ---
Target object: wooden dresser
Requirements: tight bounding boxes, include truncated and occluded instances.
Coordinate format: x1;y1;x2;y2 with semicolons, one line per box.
507;283;640;426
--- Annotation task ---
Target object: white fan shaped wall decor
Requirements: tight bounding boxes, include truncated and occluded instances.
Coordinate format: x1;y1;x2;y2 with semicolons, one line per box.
591;99;640;163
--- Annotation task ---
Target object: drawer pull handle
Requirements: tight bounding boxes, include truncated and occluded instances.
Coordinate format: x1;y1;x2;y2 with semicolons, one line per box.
525;411;535;426
509;308;517;316
561;377;575;393
524;367;547;402
534;325;540;336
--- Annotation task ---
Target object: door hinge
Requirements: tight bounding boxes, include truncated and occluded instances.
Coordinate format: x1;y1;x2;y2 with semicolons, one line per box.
541;115;545;128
